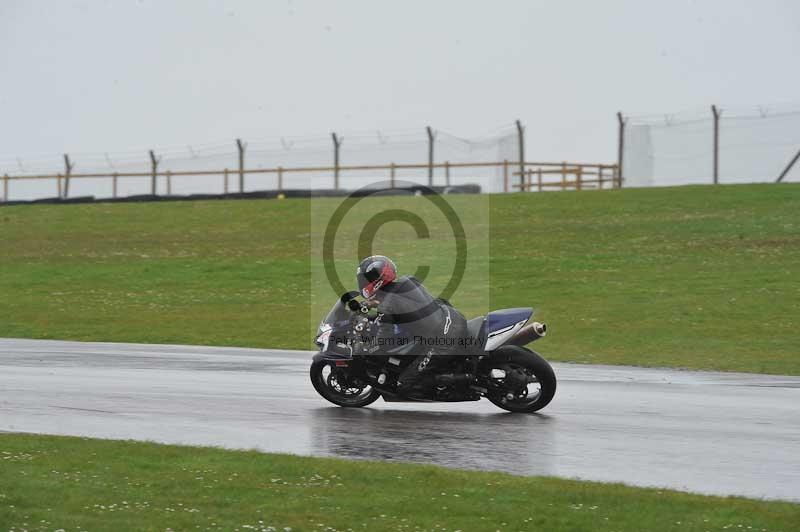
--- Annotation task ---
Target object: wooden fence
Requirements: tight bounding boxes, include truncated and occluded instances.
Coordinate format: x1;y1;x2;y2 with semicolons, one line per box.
511;163;621;192
1;160;618;202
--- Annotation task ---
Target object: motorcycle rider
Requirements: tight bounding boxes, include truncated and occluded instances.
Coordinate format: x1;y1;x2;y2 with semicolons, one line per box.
356;255;467;396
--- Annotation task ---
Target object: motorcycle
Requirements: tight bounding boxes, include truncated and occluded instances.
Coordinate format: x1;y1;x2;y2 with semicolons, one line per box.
310;293;556;413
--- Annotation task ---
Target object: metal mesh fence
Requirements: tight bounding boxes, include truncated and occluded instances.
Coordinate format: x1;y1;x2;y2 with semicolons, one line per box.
0;126;519;201
622;105;800;187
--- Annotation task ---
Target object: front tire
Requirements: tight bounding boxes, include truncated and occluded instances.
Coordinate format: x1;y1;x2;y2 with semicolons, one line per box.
310;359;381;408
486;345;557;413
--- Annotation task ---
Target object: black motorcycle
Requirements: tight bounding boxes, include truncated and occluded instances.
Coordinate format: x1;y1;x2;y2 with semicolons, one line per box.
310;294;556;413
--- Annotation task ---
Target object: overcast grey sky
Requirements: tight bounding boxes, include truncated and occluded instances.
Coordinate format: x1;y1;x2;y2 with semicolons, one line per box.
2;0;798;164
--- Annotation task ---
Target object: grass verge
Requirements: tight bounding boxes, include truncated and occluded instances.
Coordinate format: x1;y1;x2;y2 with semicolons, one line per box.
0;433;798;531
0;184;798;374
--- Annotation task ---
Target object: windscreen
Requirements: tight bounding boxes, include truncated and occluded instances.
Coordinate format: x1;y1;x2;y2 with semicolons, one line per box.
322;299;350;327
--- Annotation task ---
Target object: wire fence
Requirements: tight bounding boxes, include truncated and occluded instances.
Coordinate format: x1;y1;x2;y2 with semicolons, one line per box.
3;105;798;203
0;122;619;202
617;104;800;187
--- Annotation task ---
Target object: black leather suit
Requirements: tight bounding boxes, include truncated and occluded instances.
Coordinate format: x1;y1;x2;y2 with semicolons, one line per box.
372;275;467;395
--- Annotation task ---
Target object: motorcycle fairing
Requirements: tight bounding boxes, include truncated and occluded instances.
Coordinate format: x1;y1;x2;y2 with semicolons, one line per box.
484;307;532;351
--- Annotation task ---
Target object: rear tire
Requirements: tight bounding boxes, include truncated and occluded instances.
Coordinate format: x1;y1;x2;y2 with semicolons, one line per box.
310;359;381;408
486;346;557;413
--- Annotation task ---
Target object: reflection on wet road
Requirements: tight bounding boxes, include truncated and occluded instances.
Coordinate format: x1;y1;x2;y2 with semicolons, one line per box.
309;407;558;476
1;338;798;501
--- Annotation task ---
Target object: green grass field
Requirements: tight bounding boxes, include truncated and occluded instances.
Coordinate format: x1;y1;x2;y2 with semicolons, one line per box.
1;433;797;532
1;183;798;374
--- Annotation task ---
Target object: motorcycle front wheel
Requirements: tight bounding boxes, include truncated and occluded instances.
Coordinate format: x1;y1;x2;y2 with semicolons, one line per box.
309;359;381;408
486;345;557;413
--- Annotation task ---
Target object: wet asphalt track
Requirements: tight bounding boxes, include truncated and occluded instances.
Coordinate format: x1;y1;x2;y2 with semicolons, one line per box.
1;338;799;502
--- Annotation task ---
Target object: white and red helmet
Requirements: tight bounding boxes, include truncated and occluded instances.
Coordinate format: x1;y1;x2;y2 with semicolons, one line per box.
357;255;397;299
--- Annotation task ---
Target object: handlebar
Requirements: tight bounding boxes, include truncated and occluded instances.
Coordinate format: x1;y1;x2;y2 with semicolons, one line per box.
340;291;373;315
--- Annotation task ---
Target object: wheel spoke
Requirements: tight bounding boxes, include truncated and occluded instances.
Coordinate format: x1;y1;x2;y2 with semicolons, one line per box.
324;367;372;401
492;363;543;407
311;360;380;408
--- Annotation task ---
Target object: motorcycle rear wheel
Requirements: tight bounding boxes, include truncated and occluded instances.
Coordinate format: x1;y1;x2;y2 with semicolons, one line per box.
310;359;381;408
486;345;557;413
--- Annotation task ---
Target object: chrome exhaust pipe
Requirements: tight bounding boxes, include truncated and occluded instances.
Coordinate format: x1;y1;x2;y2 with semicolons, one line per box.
508;321;547;346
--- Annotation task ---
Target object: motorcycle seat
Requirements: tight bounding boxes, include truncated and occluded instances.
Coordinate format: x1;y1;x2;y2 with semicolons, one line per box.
466;316;486;346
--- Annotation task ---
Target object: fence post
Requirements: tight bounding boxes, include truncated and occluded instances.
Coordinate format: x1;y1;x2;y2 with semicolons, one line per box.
166;170;172;196
444;160;450;186
390;162;396;189
63;154;74;199
516;120;525;190
426;126;435;186
278;167;284;192
503;159;509;193
236;139;246;193
776;148;800;183
224;168;229;194
112;172;118;198
149;150;159;195
576;166;583;191
561;161;567;190
526;168;531;191
331;132;341;190
616;112;625;188
712;105;720;184
2;173;8;202
537;168;542;192
598;166;604;189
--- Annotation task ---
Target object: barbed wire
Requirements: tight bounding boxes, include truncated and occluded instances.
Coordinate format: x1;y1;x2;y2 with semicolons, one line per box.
0;125;519;176
625;103;800;125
